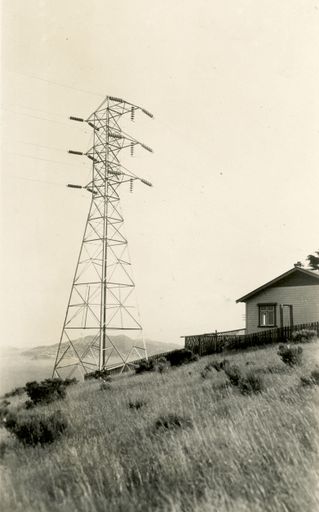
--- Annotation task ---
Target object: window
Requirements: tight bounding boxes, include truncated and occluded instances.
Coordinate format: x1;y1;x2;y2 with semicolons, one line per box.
258;304;276;327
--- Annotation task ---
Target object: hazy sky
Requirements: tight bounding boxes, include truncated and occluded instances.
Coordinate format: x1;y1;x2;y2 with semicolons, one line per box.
1;0;318;348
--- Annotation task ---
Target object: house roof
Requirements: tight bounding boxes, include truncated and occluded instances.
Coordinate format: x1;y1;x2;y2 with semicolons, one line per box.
236;267;319;303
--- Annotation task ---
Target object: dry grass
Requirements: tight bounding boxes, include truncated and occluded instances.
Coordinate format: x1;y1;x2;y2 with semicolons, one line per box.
1;342;319;512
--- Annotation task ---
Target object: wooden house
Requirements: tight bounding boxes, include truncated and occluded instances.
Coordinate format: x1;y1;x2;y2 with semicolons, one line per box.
236;266;319;334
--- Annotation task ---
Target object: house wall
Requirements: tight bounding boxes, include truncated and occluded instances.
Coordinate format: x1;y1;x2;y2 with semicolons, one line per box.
245;285;319;334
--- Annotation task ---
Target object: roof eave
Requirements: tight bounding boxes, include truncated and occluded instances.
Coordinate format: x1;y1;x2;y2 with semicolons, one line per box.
236;267;319;303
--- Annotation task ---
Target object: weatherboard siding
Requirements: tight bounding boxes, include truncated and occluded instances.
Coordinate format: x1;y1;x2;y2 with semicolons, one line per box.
246;285;319;334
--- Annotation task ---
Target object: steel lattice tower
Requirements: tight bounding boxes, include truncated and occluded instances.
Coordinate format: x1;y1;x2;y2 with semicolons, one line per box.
53;96;153;378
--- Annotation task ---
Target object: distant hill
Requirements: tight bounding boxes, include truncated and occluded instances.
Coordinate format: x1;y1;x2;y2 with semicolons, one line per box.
1;346;20;356
0;337;183;396
21;335;182;360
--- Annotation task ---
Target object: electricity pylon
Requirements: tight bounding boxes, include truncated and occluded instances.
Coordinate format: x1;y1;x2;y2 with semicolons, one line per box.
52;96;153;378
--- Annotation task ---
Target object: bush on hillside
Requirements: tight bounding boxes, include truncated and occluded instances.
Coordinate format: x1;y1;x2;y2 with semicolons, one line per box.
25;400;35;410
310;368;319;384
300;368;319;387
290;329;317;344
165;349;199;367
63;377;78;387
264;364;287;374
222;364;265;394
154;413;193;432
300;376;315;387
25;379;67;405
0;400;10;421
154;356;170;374
4;410;67;445
224;364;242;386
135;359;156;374
4;386;25;398
201;359;230;379
238;371;265;395
201;364;214;379
100;381;112;391
135;349;198;375
128;399;146;410
84;369;111;381
277;345;303;367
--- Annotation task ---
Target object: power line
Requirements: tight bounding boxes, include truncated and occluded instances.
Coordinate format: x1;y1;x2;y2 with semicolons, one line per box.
10;175;66;187
17;141;67;153
1;106;91;135
6;151;88;168
1;107;71;126
7;70;104;97
1;102;69;118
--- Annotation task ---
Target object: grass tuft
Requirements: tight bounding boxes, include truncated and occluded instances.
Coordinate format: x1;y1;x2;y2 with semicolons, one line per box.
128;399;147;410
154;413;193;432
238;370;265;395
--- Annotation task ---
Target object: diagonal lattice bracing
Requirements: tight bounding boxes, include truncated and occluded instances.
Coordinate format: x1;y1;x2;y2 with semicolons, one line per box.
53;96;153;379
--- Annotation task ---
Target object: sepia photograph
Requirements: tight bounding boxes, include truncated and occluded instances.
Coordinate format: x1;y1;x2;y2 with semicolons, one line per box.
0;1;319;511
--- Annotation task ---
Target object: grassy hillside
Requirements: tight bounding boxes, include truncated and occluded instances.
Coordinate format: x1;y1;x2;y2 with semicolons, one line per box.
1;342;319;512
0;338;181;396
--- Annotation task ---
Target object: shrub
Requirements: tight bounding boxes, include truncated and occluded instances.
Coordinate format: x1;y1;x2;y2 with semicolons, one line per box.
238;371;265;395
4;386;25;398
135;359;155;374
300;368;319;387
128;400;146;410
100;381;112;391
290;329;317;344
0;400;10;421
264;364;287;374
63;377;78;387
201;362;214;379
201;359;230;379
154;414;193;432
154;356;170;374
205;361;219;372
222;364;265;394
25;379;66;405
4;410;67;446
300;376;315;387
208;359;230;372
224;365;242;386
84;369;111;381
25;400;35;410
310;368;319;384
165;349;199;367
135;350;198;374
201;367;211;379
277;345;303;367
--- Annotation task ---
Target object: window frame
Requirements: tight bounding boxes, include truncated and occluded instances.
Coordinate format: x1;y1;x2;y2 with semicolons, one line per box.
258;303;277;328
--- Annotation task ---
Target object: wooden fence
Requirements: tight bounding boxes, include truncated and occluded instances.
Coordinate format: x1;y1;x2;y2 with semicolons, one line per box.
185;321;319;357
106;321;319;375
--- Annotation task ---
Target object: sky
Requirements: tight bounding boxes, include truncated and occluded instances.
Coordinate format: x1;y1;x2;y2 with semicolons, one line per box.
1;0;318;348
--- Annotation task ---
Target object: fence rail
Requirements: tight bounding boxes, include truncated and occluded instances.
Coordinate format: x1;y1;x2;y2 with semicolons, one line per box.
185;321;319;357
